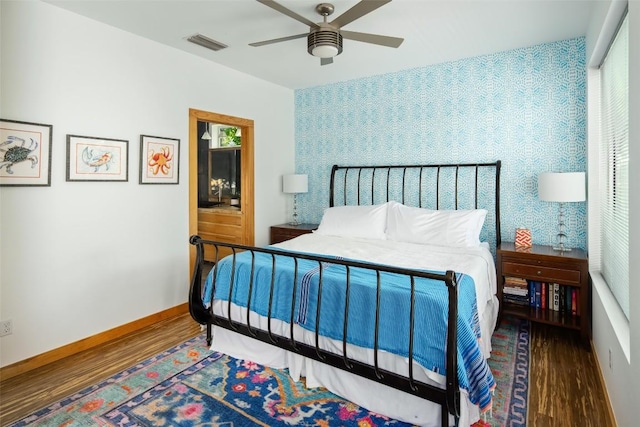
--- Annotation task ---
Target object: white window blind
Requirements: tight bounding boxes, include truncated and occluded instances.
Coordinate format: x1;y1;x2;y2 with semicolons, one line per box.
600;13;629;318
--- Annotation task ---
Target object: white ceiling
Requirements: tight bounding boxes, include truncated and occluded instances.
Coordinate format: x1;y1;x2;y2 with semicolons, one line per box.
45;0;597;90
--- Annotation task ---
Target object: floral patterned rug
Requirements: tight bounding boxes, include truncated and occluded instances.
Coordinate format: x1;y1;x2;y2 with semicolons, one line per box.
8;317;528;427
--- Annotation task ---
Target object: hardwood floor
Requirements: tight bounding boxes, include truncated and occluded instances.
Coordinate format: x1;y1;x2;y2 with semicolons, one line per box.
528;323;615;427
0;314;614;426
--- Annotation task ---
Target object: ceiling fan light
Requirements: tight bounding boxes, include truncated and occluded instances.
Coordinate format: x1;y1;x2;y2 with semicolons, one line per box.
307;30;343;58
312;45;339;58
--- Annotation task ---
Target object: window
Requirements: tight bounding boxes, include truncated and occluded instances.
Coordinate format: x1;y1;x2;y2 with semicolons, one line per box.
599;13;629;318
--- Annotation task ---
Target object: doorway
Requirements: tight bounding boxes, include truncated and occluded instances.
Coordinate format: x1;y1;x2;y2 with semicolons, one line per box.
189;109;254;273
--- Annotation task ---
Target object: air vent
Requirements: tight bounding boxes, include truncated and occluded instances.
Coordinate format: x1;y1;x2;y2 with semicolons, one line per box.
187;34;228;52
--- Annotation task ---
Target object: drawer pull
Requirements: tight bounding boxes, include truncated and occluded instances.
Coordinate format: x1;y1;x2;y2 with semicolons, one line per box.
537;271;542;275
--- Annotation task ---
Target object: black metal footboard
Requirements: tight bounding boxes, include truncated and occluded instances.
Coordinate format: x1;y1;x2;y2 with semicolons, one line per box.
188;235;461;427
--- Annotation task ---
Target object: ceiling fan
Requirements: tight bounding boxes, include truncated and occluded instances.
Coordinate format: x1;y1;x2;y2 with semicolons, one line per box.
249;0;404;65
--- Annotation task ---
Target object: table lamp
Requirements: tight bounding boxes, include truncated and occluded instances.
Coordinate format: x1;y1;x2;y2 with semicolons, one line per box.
282;174;308;226
537;172;586;252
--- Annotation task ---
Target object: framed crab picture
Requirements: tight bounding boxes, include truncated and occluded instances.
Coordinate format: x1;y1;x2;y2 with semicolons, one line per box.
139;135;180;185
0;119;53;186
66;134;129;182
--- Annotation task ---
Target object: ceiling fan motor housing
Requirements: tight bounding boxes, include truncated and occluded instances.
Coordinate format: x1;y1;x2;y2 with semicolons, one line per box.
307;28;343;58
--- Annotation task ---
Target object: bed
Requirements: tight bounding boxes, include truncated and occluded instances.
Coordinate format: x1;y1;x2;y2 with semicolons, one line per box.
189;161;502;427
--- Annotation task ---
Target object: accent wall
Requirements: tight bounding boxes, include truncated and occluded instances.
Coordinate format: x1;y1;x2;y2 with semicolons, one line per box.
294;38;587;250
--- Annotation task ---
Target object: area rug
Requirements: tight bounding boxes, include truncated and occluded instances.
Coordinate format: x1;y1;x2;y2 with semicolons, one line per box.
8;317;528;427
482;316;530;427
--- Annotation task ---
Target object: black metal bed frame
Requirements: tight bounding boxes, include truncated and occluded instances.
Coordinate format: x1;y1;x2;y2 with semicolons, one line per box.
189;161;501;427
329;162;501;247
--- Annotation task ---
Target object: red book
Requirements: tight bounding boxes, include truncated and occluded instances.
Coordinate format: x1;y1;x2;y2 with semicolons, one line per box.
541;282;547;309
571;289;577;315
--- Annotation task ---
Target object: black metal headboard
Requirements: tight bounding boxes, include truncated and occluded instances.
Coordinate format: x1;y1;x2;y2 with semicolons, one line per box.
329;161;502;248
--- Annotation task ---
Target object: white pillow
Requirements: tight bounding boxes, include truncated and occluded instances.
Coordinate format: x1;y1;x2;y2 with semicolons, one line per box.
386;201;487;248
315;203;388;240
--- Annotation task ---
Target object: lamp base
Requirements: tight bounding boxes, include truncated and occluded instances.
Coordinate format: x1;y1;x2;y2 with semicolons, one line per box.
552;204;572;253
288;194;301;226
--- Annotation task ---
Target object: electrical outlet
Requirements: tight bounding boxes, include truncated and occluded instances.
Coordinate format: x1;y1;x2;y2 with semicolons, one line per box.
609;348;613;370
0;319;12;337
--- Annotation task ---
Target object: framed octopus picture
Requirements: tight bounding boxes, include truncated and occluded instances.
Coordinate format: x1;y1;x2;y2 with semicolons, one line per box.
0;118;53;186
66;134;129;182
139;135;180;185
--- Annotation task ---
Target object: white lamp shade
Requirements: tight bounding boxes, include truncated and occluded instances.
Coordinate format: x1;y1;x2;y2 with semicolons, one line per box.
283;174;308;194
538;172;586;202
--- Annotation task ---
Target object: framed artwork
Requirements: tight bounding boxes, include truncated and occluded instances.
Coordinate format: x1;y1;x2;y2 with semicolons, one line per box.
0;119;53;186
66;135;128;182
139;135;180;184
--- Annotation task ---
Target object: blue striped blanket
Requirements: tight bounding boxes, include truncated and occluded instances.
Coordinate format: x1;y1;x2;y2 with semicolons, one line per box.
202;250;495;410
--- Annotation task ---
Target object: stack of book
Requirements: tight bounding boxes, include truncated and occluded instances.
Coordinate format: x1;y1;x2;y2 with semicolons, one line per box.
503;277;529;306
522;281;579;315
503;278;580;316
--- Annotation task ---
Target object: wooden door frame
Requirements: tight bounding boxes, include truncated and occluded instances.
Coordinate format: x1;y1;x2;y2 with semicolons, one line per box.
188;109;255;275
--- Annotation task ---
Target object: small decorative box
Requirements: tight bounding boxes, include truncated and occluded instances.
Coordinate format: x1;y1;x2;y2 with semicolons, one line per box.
515;228;532;248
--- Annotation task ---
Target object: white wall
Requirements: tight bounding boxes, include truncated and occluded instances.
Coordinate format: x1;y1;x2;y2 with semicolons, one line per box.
585;1;639;425
0;0;294;367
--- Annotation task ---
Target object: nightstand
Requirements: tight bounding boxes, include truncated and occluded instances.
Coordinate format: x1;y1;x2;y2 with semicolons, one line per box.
496;242;590;345
270;223;318;244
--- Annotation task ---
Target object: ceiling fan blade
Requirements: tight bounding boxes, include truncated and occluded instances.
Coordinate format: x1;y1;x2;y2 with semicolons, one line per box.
320;57;333;66
257;0;319;29
330;0;391;28
249;33;307;47
341;30;404;48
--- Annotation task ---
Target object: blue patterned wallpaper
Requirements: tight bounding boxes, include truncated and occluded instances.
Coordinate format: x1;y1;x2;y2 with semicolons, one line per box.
294;38;587;250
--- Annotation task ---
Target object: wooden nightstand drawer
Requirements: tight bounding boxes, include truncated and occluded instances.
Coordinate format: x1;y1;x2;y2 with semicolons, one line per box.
270;223;318;244
276;229;306;240
502;262;581;285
